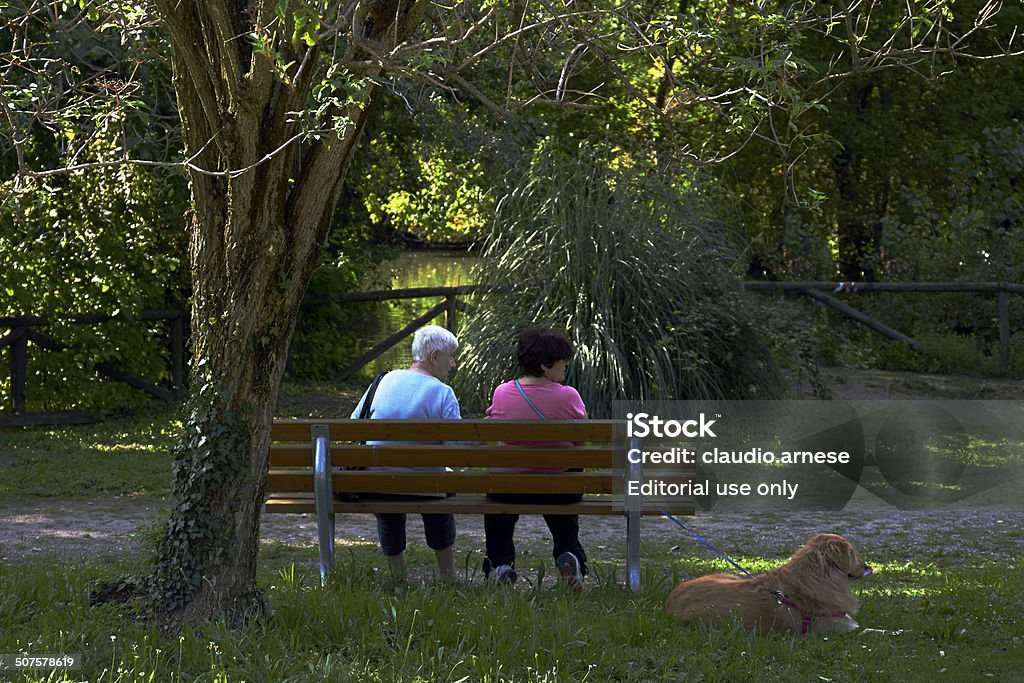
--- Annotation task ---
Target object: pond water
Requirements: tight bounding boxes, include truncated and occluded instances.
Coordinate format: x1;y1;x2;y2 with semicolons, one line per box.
378;250;481;290
350;250;481;377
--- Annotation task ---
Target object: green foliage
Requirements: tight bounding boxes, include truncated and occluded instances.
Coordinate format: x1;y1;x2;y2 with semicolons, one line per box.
874;124;1024;282
455;142;784;417
1;131;188;411
868;333;1009;379
1;0;176;173
645;1;1024;282
288;241;393;381
353;119;496;245
1;2;187;413
378;147;492;244
752;294;834;397
4;0;1020;420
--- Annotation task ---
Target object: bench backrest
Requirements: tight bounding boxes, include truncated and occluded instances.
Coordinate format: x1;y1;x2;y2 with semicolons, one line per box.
267;419;621;496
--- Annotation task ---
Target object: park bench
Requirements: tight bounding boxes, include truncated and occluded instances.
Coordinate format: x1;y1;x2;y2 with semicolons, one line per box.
264;418;695;589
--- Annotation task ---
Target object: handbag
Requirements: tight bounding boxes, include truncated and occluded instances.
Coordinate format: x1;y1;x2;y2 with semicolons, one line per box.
337;370;388;502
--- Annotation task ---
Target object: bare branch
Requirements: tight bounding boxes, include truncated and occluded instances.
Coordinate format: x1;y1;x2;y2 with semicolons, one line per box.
435;68;508;118
556;43;586;102
457;15;569;72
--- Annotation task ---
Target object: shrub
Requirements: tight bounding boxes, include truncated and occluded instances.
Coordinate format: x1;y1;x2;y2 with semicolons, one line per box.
0;135;187;413
455;143;784;417
1010;332;1024;378
873;333;1005;378
751;294;834;397
288;262;390;381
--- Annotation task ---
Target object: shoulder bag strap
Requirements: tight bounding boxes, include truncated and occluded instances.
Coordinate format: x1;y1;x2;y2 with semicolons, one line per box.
514;379;546;420
359;371;389;420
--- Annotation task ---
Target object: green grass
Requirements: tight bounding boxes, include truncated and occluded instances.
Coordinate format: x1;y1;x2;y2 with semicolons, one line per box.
0;379;366;500
0;405;180;499
0;548;1021;682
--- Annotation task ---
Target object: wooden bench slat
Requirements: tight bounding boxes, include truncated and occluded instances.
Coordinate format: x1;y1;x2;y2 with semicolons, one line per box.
266;470;642;495
269;443;616;468
270;419;617;442
265;494;696;516
268;444;317;466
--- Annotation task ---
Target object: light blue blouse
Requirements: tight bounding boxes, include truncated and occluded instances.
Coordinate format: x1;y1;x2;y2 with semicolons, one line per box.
350;369;461;424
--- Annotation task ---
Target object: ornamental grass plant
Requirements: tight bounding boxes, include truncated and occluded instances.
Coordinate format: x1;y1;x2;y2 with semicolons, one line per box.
455;143;783;417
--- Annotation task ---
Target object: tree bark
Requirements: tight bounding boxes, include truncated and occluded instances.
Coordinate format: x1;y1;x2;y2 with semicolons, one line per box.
150;0;429;625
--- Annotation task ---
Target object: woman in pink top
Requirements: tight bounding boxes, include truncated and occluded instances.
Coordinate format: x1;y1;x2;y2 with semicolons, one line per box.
482;327;588;589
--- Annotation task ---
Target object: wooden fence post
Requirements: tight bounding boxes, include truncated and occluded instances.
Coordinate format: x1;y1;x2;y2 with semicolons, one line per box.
10;326;27;413
998;289;1010;373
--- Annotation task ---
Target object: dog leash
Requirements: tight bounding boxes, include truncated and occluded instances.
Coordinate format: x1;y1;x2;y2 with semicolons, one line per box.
645;496;761;583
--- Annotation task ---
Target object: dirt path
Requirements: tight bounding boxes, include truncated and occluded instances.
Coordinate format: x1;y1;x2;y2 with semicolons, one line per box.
3;494;1021;574
2;368;1022;572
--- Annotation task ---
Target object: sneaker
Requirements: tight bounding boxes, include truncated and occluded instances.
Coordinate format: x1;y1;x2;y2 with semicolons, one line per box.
556;552;583;592
492;564;517;585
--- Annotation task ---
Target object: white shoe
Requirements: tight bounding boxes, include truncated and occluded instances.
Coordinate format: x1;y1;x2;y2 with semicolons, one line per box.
491;564;517;584
556;552;583;592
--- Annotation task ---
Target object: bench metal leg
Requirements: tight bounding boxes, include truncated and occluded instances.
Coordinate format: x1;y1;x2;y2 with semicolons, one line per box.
625;435;642;591
312;425;335;585
626;506;641;592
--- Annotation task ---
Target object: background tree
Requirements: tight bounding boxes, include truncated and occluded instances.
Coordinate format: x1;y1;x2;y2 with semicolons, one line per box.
671;0;1024;282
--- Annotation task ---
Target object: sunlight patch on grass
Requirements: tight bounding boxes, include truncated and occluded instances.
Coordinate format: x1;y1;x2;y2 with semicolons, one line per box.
0;407;179;498
336;537;378;549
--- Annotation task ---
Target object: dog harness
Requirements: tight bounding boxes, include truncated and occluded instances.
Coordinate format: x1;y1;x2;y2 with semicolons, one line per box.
773;591;848;635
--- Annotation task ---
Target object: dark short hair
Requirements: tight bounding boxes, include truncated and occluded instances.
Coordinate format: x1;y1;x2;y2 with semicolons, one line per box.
516;327;574;377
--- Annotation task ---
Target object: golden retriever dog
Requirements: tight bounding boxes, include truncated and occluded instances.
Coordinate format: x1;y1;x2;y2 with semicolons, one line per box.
665;533;873;635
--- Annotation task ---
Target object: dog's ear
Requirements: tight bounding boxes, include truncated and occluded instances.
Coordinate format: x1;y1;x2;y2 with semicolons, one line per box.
815;535;856;573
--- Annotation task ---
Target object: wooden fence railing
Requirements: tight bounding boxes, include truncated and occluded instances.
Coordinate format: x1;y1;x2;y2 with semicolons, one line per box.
0;309;187;426
1;281;1019;426
742;281;1024;372
0;286;488;427
307;284;490;380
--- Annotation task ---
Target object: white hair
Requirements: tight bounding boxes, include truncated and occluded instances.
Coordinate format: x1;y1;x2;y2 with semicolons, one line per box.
411;325;458;362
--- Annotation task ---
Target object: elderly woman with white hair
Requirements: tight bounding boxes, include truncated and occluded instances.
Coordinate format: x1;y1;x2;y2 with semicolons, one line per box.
348;324;460;581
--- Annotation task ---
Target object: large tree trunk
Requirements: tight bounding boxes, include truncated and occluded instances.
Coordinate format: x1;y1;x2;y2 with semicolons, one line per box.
150;0;428;625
